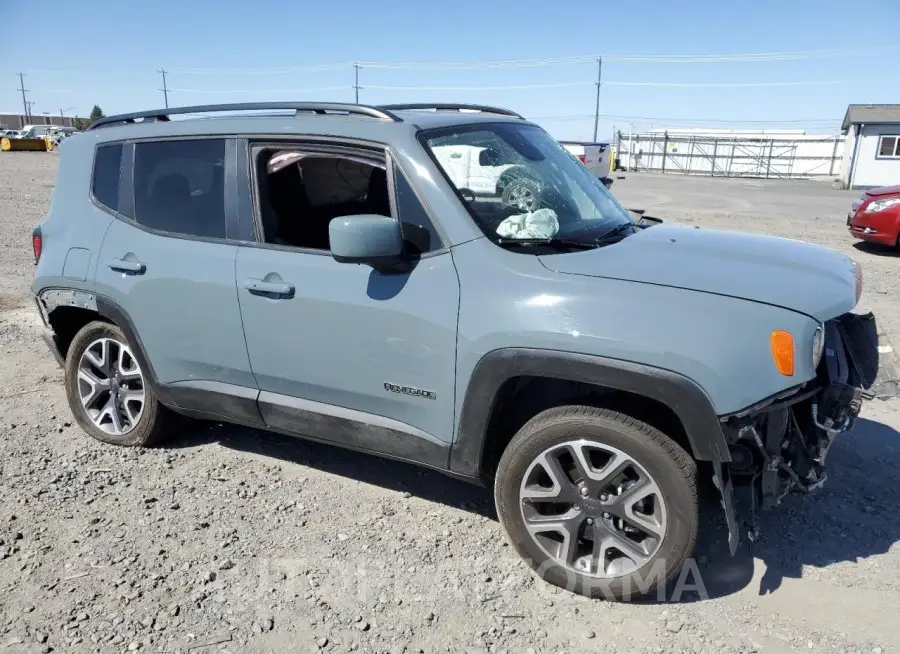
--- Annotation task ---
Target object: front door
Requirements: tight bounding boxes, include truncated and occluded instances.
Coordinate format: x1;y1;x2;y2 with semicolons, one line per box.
235;142;459;466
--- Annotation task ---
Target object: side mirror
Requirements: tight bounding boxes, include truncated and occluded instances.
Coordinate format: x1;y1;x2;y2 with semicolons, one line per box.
478;147;503;167
329;214;406;272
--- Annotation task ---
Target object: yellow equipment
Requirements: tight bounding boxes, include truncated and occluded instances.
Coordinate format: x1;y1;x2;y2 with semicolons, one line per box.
1;137;51;152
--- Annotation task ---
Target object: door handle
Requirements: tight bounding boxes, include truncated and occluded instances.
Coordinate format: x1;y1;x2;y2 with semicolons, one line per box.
108;258;145;274
244;278;295;297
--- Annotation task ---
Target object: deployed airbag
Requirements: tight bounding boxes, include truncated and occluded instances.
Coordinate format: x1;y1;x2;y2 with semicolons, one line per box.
495;208;559;239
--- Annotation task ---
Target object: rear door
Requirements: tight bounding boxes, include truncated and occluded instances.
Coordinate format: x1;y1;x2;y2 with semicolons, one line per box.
93;137;260;423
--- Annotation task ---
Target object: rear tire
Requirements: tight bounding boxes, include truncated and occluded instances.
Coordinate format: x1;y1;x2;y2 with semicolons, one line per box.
494;405;698;601
64;321;172;447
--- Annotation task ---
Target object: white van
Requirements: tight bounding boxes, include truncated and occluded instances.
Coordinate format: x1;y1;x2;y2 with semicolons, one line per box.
559;141;612;185
20;125;57;139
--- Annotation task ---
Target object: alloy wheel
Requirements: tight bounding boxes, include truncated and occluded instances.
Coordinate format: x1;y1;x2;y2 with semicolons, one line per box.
504;182;540;212
77;337;145;435
519;439;667;578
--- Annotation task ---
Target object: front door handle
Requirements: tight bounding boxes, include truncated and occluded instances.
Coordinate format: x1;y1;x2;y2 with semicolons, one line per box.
244;278;295;297
108;258;146;274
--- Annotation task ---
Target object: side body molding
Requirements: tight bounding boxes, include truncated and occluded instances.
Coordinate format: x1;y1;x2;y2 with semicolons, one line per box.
449;348;731;478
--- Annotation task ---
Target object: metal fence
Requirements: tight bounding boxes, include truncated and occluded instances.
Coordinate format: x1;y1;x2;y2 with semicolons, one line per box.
615;132;845;179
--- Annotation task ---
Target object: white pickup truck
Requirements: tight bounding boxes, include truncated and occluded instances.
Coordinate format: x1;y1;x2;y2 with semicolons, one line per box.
432;139;613;198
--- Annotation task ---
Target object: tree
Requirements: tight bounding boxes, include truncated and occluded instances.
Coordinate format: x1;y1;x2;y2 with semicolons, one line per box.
72;105;105;131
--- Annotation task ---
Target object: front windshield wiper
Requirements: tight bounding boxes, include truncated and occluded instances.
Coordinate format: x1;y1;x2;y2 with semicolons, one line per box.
496;237;598;251
593;222;637;242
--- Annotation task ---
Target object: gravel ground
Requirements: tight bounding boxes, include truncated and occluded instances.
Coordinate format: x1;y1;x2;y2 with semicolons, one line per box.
1;153;899;654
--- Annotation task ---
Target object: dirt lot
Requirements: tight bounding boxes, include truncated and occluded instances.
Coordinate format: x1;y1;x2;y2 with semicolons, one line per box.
1;154;898;654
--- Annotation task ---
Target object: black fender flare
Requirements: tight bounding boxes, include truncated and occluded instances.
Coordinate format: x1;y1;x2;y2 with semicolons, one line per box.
449;348;731;478
94;295;161;389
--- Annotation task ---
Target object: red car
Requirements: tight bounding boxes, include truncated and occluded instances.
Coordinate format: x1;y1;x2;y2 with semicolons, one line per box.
847;185;900;247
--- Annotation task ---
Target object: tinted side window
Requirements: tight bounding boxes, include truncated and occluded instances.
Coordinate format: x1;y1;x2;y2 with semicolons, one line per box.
92;144;123;212
393;164;441;253
133;139;226;239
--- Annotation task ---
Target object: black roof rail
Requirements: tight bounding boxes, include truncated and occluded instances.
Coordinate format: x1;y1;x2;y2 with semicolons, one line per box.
87;102;403;131
378;103;524;119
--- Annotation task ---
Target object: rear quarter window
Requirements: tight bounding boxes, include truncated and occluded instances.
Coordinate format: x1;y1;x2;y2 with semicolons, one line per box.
91;143;123;212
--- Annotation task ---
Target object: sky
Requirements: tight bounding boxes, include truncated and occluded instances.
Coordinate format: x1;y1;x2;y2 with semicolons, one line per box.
2;0;899;141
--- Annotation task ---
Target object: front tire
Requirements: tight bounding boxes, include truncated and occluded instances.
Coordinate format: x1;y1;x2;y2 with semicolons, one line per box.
64;320;171;447
500;177;542;212
494;405;698;601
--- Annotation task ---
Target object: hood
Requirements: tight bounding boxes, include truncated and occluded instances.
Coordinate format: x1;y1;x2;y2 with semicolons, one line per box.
538;223;859;321
865;185;900;198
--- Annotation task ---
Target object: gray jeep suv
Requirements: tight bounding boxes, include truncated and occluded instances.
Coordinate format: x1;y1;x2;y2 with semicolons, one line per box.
31;102;878;600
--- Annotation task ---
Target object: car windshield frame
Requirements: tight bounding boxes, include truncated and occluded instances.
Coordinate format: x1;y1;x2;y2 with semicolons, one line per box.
417;121;634;247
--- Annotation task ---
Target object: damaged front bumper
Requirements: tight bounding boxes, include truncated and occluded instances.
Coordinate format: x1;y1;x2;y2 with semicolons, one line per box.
716;311;880;552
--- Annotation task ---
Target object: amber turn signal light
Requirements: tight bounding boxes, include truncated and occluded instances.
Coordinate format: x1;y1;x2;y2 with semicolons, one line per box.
770;330;794;376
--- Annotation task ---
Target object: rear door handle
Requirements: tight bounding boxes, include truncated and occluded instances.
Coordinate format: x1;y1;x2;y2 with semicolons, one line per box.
108;258;145;274
244;278;295;297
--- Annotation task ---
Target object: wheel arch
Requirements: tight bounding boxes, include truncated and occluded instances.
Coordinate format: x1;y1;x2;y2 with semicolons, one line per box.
92;294;161;388
39;288;160;389
449;348;731;480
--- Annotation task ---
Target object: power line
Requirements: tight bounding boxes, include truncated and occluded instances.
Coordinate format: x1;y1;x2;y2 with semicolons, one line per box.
605;79;848;88
365;82;588;91
167;86;349;94
529;112;839;125
358;47;893;69
364;79;854;91
167;62;352;75
153;46;894;75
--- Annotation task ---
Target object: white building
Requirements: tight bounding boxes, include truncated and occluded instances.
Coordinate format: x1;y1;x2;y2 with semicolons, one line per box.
839;104;900;189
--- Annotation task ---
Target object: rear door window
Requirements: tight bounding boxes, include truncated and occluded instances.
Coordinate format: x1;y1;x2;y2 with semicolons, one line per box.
133;138;227;239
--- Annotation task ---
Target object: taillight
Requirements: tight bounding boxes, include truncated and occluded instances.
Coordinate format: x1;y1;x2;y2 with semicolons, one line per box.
32;226;42;264
577;154;586;164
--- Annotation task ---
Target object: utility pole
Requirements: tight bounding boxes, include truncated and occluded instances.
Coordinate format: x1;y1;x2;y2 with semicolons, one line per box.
17;72;30;120
158;68;169;108
353;63;361;103
592;57;602;142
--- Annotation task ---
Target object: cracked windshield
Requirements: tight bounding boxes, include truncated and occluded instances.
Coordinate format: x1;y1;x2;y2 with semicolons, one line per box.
425;123;633;242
